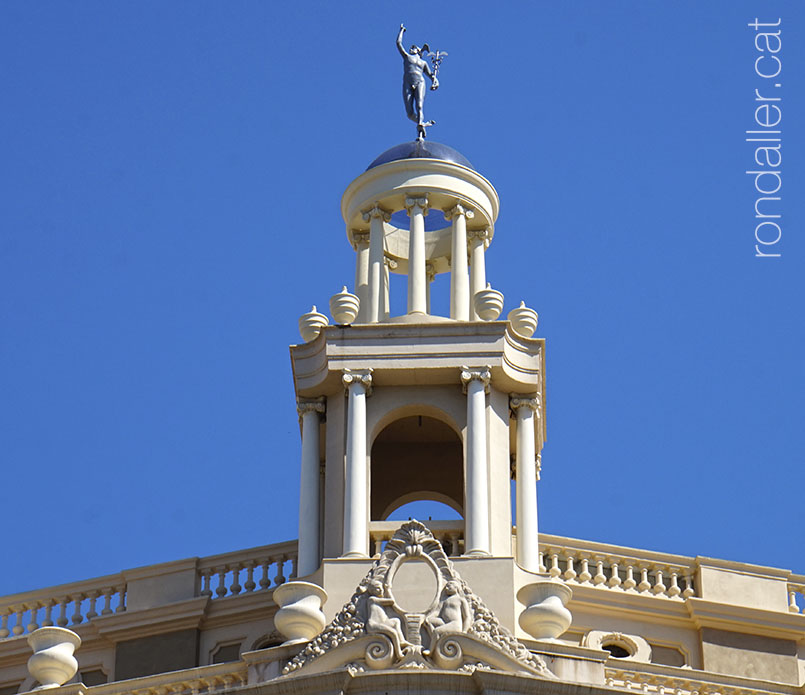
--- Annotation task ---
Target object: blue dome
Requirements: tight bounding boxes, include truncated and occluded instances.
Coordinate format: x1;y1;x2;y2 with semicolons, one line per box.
367;141;474;171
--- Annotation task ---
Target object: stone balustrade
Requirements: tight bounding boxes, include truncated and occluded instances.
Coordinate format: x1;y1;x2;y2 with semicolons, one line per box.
539;534;698;600
85;660;247;695
0;541;300;641
786;575;805;613
0;575;126;640
604;662;799;695
197;541;298;600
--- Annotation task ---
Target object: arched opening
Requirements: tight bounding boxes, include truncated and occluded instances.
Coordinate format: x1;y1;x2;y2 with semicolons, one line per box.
371;415;464;521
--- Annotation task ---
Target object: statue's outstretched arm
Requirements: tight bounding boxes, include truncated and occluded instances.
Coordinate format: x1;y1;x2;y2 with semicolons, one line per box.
396;25;408;58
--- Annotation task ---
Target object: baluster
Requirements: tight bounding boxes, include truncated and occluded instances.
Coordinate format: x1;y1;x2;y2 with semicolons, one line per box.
275;556;286;586
682;575;695;599
101;588;114;615
71;594;84;624
578;556;592;583
216;567;228;598
26;603;39;633
537;549;546;573
229;564;242;595
623;564;637;591
548;552;561;578
638;566;651;593
86;590;99;619
200;570;212;597
563;555;577;581
593;558;607;585
652;567;667;595
42;601;54;627
607;561;621;588
667;571;681;598
11;607;24;636
787;589;798;612
116;586;126;613
449;533;460;556
244;562;256;592
290;555;298;580
0;612;9;638
260;561;270;590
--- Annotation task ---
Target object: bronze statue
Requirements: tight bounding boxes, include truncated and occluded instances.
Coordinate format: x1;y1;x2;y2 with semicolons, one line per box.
397;24;445;140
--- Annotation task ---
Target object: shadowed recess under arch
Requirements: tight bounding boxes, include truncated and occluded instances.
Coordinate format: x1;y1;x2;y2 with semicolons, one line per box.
371;415;464;521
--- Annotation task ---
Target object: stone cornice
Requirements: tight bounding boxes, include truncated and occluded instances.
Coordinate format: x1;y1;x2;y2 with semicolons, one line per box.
685;597;805;641
90;596;209;642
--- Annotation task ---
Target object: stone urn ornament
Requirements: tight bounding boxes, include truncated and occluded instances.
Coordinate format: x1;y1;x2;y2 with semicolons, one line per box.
508;301;539;338
473;284;504;320
27;626;81;689
517;579;572;641
329;287;360;325
273;581;328;645
298;306;329;342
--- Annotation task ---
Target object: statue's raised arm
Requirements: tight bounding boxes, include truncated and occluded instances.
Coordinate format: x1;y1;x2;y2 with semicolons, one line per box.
397;24;444;140
396;24;408;58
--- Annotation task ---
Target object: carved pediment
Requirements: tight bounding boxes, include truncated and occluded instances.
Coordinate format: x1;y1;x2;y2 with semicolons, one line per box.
282;521;553;678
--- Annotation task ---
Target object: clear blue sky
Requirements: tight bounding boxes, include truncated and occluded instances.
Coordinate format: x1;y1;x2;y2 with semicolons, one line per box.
2;1;804;596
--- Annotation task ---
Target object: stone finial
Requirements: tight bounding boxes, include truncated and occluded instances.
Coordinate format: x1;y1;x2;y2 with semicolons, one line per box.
273;581;328;646
508;301;539;338
299;306;329;343
473;284;504;320
27;626;81;689
329;287;360;325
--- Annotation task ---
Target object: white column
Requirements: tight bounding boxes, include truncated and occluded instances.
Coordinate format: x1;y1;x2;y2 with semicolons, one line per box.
461;367;492;556
448;204;473;321
352;231;370;323
468;229;490;320
405;195;428;315
511;395;540;573
342;369;372;558
297;398;325;577
363;206;390;324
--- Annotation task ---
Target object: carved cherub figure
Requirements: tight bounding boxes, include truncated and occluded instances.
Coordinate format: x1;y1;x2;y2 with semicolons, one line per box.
426;580;472;637
364;579;406;655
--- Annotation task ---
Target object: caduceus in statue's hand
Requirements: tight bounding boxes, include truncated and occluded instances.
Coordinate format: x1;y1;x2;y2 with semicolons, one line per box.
397;24;441;140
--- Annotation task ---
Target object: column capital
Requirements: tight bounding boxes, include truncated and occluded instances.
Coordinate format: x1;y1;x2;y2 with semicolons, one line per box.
444;202;475;220
350;230;370;248
384;255;399;270
404;195;430;214
297;397;326;418
460;366;491;394
426;262;436;282
467;228;491;248
362;204;392;223
342;368;373;395
510;394;540;414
